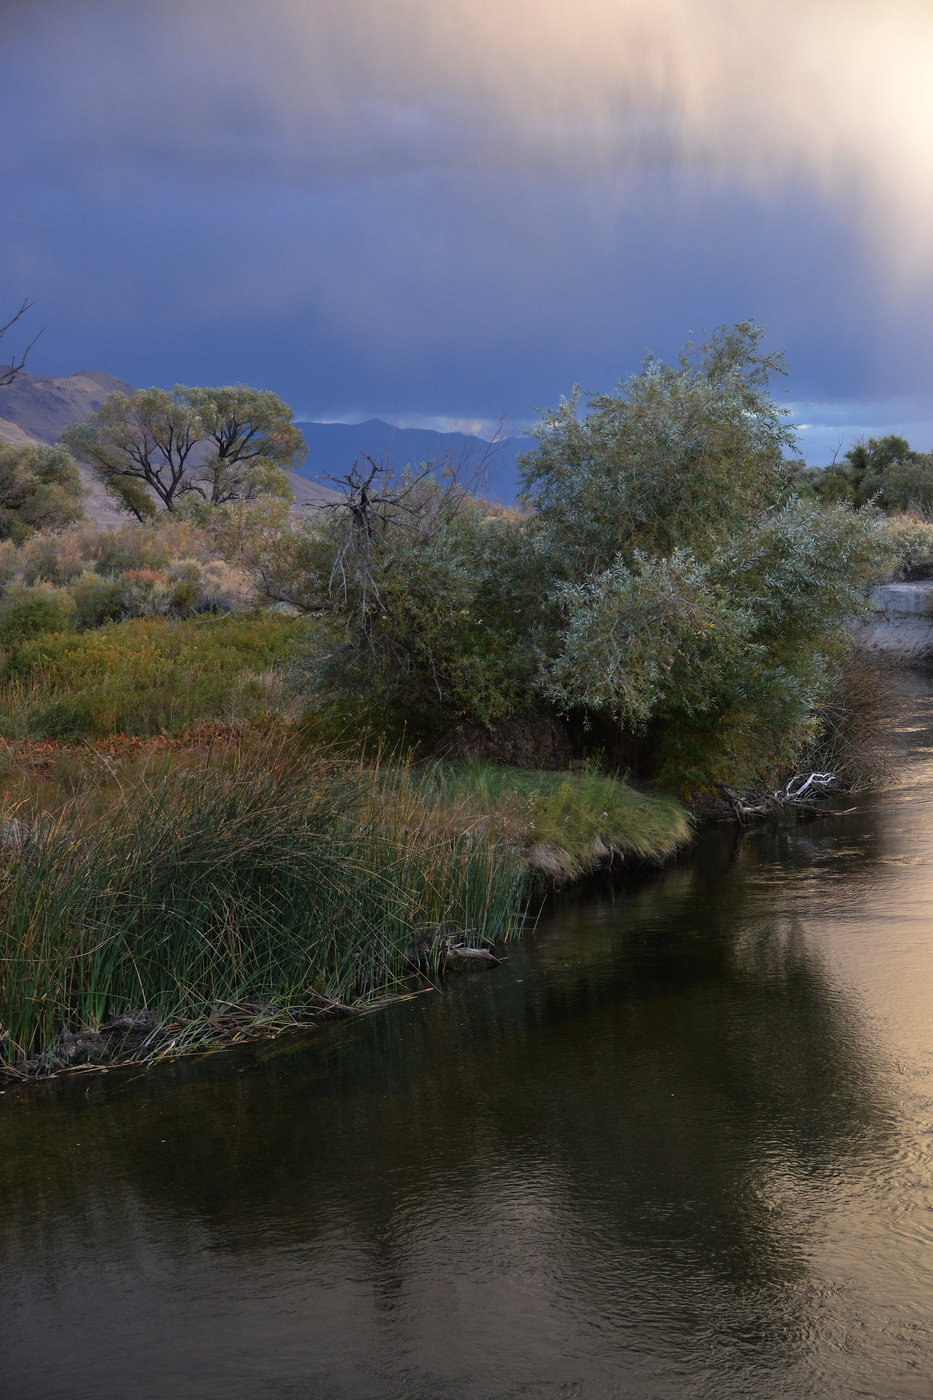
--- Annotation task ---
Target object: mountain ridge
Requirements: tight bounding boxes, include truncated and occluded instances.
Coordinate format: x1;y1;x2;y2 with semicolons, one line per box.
294;417;530;502
0;368;133;446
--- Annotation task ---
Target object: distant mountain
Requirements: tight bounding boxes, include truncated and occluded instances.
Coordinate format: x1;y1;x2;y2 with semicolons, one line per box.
0;370;339;522
295;418;532;503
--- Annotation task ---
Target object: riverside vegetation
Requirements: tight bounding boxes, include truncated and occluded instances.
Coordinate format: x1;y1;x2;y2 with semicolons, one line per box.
0;736;687;1074
0;322;926;1077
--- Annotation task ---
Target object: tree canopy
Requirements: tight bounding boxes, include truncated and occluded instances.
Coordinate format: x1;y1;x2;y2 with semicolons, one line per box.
61;384;304;519
520;321;795;573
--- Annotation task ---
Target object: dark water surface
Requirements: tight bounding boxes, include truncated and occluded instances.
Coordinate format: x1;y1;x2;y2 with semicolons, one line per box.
3;688;933;1398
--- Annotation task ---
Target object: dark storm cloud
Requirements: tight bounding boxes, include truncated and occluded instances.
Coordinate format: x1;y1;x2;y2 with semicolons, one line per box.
3;0;933;456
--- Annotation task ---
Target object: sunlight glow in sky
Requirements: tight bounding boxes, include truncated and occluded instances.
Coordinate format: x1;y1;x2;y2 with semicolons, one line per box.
3;0;933;460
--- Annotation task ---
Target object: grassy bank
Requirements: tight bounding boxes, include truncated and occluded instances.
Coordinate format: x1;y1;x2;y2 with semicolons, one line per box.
0;737;689;1077
429;760;689;881
0;611;306;740
0;612;690;1078
0;739;524;1074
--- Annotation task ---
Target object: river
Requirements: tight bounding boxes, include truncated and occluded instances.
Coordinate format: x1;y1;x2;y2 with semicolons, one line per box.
2;680;933;1398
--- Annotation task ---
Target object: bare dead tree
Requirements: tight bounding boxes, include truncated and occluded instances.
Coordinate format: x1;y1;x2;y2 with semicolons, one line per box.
318;456;444;623
318;426;507;635
0;300;42;387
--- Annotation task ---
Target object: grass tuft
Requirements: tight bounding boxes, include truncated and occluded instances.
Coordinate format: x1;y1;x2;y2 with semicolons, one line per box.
425;760;690;880
0;739;525;1073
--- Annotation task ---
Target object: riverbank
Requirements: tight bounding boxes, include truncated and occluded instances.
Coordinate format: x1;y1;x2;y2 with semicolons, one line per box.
860;578;933;664
0;730;689;1079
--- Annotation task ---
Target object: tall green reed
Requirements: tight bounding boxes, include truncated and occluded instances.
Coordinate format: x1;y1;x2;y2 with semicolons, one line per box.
0;740;525;1069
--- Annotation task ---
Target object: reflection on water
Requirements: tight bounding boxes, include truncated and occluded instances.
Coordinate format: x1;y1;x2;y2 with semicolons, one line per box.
3;682;933;1397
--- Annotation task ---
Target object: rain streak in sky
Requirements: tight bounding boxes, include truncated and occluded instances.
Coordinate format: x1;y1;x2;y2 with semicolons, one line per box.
3;0;933;457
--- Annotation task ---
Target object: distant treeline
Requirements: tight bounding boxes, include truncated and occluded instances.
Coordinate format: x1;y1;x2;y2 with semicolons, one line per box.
797;435;933;513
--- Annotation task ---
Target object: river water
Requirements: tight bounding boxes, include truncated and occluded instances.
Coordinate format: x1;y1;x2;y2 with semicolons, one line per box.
3;683;933;1399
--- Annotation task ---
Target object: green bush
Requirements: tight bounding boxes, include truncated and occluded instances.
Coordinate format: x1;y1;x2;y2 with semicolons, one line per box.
0;585;73;644
802;436;933;514
883;515;933;580
69;572;134;629
0;443;85;541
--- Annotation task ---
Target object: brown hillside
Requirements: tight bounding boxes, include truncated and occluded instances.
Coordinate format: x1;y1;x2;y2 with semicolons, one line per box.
0;416;37;447
0;368;133;444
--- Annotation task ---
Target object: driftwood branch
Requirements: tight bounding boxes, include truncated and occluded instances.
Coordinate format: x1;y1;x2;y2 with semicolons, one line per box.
780;772;837;801
713;771;851;826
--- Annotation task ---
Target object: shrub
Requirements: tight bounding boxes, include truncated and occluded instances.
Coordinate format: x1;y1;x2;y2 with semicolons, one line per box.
0;443;85;541
0;518;258;628
0;585;73;644
69;572;135;629
883;515;933;580
19;528;92;586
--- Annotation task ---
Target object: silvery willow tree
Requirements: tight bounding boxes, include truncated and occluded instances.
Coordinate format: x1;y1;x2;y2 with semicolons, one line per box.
227;324;892;791
61;384;305;520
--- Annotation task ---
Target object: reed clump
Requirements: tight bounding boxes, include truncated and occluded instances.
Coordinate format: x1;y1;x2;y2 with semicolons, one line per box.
0;738;525;1074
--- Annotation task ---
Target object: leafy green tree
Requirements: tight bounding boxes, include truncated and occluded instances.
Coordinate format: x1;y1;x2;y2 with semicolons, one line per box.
845;433;913;487
238;325;892;789
873;456;933;513
61;389;202;520
177;385;305;505
800;435;933;513
520;321;795;575
61;384;302;520
844;434;927;509
0;442;85;541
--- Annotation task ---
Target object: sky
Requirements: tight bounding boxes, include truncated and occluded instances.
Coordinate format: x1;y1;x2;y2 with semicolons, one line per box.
3;0;933;462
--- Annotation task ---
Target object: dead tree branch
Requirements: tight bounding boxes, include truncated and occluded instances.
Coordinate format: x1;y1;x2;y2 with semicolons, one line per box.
318;452;474;651
0;300;43;386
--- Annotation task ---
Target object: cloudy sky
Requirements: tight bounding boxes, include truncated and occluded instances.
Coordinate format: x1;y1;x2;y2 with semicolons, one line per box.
3;0;933;461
